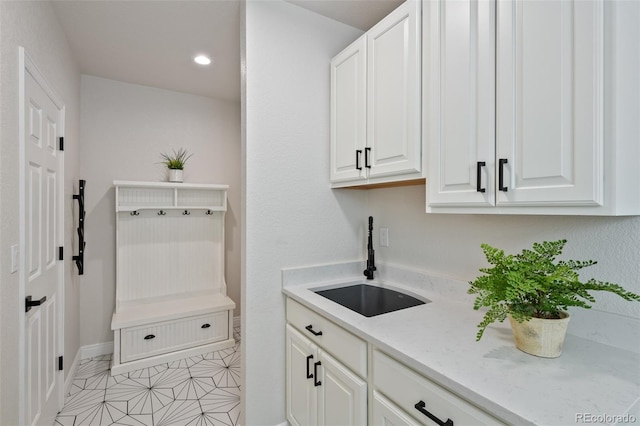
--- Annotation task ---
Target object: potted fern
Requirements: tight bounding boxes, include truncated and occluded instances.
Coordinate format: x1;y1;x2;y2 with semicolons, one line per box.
160;148;192;183
468;239;640;357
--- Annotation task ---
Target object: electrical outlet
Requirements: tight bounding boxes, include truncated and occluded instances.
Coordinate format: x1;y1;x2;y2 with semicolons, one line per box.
11;244;19;274
380;228;389;247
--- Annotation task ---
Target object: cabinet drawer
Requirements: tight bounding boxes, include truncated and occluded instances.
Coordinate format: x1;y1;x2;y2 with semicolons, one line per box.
373;350;504;425
286;298;367;378
121;311;228;362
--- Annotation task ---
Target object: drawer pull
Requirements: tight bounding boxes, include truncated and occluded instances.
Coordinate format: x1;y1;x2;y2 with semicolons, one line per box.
313;361;322;387
305;324;323;336
143;334;156;340
415;400;453;426
306;355;314;379
201;323;211;329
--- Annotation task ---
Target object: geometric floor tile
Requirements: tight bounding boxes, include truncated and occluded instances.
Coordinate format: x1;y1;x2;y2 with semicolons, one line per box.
55;326;241;426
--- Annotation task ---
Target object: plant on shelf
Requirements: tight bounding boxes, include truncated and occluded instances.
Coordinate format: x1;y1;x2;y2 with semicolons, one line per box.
468;239;640;357
160;148;192;182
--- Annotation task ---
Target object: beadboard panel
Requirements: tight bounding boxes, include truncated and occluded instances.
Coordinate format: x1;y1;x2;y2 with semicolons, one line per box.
118;187;173;207
116;210;225;303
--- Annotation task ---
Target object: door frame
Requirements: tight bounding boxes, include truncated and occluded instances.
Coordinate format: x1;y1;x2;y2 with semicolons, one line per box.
18;46;66;425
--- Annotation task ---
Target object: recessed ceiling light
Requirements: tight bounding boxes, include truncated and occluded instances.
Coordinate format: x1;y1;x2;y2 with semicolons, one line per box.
194;55;212;66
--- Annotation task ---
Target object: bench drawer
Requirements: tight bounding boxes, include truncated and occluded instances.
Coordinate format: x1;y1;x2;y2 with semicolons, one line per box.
120;311;228;362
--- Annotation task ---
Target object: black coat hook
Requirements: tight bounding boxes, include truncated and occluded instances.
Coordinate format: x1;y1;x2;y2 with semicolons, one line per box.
158;210;166;216
183;210;190;215
130;210;139;216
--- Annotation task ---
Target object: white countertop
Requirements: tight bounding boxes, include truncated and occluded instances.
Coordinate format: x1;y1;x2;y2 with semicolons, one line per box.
282;261;640;426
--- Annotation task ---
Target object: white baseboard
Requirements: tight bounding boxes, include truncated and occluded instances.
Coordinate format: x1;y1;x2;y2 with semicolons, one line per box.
234;315;240;329
80;341;114;360
63;348;82;397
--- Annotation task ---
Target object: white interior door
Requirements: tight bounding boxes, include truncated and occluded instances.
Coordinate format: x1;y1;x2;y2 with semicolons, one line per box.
21;48;64;426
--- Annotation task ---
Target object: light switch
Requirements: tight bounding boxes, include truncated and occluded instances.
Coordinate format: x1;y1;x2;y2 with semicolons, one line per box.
11;244;19;274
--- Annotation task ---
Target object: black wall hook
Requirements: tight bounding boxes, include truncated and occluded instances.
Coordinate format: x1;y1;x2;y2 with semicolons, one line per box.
183;210;190;215
206;210;214;215
158;210;166;216
72;179;86;275
130;210;139;216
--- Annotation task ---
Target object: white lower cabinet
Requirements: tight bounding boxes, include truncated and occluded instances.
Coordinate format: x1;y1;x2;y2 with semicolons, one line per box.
286;298;367;425
286;324;367;425
373;391;422;426
285;298;504;426
373;349;504;425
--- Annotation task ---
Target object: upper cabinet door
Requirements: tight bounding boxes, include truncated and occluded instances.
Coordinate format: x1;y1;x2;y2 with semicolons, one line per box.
367;0;421;178
496;0;604;206
330;35;367;184
426;0;496;207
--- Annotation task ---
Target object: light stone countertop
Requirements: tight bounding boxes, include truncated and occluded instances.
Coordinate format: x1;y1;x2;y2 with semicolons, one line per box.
282;261;640;426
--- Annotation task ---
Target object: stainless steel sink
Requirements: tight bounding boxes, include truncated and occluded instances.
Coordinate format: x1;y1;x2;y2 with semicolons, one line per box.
313;283;428;317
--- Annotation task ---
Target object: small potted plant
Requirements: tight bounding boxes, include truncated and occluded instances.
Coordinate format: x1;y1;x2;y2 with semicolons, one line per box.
468;239;640;357
160;148;192;183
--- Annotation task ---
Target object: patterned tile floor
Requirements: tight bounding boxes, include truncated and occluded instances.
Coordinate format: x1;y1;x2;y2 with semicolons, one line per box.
55;327;241;426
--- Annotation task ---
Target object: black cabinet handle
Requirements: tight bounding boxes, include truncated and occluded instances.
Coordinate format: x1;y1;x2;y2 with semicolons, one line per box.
306;355;314;379
356;150;362;170
364;147;371;168
144;334;156;340
414;401;454;426
305;325;323;336
476;161;486;193
313;361;322;387
498;158;509;192
25;295;47;313
201;323;211;329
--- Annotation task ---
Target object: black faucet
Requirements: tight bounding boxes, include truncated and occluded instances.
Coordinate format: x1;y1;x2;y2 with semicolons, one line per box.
363;216;376;280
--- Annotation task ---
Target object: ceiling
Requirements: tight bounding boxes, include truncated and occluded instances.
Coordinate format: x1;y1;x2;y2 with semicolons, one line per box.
52;0;403;103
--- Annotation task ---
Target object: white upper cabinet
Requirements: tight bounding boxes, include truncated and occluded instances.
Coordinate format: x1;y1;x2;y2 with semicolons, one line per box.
367;0;422;179
331;0;422;188
427;0;640;215
496;0;602;206
426;0;496;206
331;35;367;183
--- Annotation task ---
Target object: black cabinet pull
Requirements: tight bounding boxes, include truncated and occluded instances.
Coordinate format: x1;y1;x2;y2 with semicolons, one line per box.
498;158;508;192
313;361;322;387
305;325;323;336
144;334;156;340
201;323;211;329
476;161;486;193
364;147;372;168
414;401;454;426
356;150;362;170
306;355;314;379
25;295;47;313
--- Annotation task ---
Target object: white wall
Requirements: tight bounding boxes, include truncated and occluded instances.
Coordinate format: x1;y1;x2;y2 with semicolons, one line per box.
0;1;81;424
242;1;364;423
79;76;241;346
367;185;640;343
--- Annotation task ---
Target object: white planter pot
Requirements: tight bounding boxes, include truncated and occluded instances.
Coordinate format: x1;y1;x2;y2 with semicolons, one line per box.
509;312;570;358
168;169;183;183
